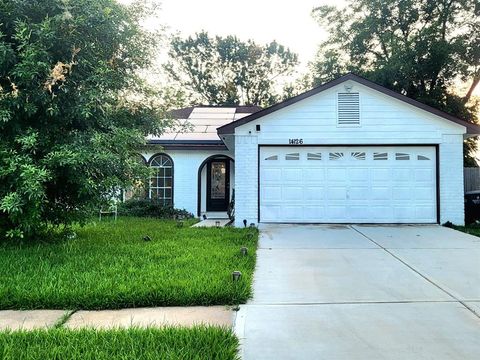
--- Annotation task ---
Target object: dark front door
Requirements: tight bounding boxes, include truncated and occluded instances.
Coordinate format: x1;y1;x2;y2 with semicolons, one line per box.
207;159;230;212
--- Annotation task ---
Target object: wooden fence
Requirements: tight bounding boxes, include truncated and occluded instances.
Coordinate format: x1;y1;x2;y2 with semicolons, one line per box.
464;167;480;192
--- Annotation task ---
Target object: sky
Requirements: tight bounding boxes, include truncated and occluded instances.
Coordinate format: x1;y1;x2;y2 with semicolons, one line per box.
117;0;478;99
117;0;343;70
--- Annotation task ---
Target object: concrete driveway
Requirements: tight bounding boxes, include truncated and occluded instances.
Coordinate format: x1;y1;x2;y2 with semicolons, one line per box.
235;224;480;359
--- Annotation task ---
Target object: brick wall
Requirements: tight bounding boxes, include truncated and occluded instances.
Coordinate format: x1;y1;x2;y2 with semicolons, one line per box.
439;135;465;225
141;150;233;216
234;135;258;227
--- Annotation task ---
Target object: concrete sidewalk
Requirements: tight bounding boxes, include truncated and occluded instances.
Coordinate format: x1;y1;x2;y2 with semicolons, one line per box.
236;224;480;360
0;306;233;331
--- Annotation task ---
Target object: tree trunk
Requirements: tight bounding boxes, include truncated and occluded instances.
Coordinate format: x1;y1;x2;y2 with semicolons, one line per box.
464;76;480;104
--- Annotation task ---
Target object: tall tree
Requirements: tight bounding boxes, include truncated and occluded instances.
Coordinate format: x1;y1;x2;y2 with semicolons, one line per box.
311;0;479;165
0;0;167;240
165;31;299;107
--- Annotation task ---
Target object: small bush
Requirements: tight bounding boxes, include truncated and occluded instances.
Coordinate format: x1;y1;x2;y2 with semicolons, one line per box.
442;221;455;228
117;199;193;219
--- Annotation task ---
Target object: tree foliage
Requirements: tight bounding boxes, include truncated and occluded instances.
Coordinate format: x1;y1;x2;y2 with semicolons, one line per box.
311;0;479;165
0;0;166;240
165;31;299;107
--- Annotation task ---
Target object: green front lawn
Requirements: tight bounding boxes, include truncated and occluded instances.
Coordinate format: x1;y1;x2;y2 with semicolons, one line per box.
0;327;239;360
454;224;480;237
0;217;257;309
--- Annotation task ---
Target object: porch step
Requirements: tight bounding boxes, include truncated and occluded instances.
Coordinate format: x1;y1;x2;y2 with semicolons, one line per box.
192;219;231;227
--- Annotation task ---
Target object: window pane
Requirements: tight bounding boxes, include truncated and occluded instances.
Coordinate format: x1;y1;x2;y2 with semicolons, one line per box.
307;153;322;160
285;153;300;160
151;189;160;199
149;154;174;204
351;152;366;160
329;152;344;160
395;153;410;160
211;162;226;199
373;152;388;160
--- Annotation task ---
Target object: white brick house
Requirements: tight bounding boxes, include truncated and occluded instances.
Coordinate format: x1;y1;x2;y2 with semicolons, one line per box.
141;74;479;226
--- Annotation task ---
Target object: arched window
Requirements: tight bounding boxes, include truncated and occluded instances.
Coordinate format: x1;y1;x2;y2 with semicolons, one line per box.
149;154;173;206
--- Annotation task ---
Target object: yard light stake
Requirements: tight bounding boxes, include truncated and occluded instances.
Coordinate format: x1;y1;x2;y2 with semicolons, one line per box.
232;271;242;281
240;247;248;256
215;220;221;227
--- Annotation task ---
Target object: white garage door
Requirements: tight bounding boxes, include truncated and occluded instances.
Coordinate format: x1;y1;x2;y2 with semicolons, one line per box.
260;146;437;223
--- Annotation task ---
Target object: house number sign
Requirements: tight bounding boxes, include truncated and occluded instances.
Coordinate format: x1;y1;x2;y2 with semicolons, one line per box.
289;138;304;145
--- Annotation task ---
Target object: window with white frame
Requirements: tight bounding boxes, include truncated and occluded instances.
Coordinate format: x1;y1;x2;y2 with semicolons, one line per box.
149;154;173;206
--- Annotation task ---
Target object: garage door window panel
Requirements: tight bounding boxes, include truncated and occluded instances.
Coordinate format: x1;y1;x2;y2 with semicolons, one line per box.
329;152;344;160
395;153;410;160
351;152;366;160
285;153;300;160
307;153;322;160
373;152;388;160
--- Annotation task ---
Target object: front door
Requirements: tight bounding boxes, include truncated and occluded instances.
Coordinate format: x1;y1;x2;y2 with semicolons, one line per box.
207;159;230;212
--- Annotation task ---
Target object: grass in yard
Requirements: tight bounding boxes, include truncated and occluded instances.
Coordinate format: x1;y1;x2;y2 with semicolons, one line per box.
453;224;480;237
0;217;257;309
0;327;239;360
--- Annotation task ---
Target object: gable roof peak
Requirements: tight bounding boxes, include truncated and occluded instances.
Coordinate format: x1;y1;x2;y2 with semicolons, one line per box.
217;73;480;135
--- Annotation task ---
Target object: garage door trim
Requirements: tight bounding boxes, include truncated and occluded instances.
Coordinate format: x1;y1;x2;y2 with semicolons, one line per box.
257;144;440;224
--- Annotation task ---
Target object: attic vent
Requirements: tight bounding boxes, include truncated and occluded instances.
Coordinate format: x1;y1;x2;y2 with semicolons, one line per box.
337;92;360;126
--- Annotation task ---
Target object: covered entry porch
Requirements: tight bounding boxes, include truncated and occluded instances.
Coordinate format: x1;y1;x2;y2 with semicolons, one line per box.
197;154;235;220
